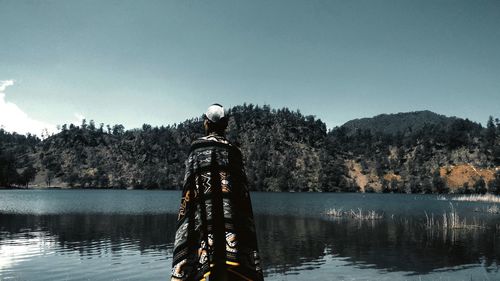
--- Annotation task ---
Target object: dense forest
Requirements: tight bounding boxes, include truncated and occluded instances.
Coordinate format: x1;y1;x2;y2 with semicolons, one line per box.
1;104;499;193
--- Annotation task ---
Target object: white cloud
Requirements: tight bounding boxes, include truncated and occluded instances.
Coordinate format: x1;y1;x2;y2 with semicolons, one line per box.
0;80;14;92
0;80;58;137
73;112;86;124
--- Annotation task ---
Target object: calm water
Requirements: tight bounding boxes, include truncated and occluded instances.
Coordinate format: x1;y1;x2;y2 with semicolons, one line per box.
1;190;499;281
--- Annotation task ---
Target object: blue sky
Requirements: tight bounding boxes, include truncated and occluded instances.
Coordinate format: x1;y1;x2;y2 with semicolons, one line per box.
1;0;499;136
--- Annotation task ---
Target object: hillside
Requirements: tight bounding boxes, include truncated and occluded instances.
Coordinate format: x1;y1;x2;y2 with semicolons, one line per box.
341;110;459;136
1;105;499;193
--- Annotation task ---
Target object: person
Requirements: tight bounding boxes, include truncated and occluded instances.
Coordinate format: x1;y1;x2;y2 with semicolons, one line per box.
171;104;264;281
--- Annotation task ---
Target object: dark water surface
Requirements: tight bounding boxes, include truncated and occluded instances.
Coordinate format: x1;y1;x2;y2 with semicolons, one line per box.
1;190;499;280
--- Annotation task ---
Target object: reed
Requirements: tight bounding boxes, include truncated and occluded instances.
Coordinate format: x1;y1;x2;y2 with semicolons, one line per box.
349;208;384;220
436;195;447;201
325;208;344;217
424;203;485;230
326;208;383;220
486;205;500;214
424;212;438;229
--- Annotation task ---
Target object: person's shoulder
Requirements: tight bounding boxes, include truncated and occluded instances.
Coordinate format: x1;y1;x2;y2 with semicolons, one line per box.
203;135;231;144
189;135;233;152
195;135;232;145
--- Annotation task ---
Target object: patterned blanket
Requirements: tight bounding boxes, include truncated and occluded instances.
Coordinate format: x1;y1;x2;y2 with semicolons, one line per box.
171;135;263;281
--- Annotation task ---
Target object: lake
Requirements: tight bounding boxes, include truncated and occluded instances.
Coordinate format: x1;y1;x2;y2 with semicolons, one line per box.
0;190;499;281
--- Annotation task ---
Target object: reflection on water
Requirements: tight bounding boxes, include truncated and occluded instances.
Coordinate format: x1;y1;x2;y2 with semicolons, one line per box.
1;191;500;280
257;214;500;277
0;213;176;250
0;214;176;281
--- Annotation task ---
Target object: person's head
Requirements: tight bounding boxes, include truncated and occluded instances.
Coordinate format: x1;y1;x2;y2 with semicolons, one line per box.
203;103;228;136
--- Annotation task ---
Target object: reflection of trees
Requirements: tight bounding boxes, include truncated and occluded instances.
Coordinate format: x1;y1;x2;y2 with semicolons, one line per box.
0;213;177;255
330;218;500;274
256;214;329;275
1;213;499;275
256;214;500;275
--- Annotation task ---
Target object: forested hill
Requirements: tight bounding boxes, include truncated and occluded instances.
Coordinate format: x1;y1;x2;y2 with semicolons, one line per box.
341;110;458;136
1;104;499;194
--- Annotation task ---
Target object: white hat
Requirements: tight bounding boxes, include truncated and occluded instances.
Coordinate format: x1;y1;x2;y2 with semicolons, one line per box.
204;103;225;123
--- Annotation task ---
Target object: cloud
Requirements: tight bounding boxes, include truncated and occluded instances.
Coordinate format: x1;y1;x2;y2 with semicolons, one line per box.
0;80;58;137
73;112;86;124
0;80;14;92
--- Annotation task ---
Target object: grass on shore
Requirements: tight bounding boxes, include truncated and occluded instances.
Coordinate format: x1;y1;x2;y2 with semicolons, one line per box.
439;194;500;203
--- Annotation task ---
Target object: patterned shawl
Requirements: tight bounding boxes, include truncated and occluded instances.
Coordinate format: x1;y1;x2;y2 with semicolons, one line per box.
171;134;264;281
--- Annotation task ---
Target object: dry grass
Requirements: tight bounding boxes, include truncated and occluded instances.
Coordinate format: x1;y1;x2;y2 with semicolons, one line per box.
444;194;500;203
325;208;344;217
486;205;500;214
436;195;447;201
349;209;384;220
471;204;500;214
326;208;383;220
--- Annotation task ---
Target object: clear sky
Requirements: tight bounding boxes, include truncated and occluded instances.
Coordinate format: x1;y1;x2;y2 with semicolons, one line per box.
1;0;499;136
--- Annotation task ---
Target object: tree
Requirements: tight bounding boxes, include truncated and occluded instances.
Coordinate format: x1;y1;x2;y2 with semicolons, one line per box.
0;149;19;187
486;116;496;146
19;164;37;187
461;182;471;194
488;172;500;195
474;177;487;194
112;124;125;135
89;120;96;131
46;171;54;187
432;171;448;194
142;124;152;131
81;119;87;129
